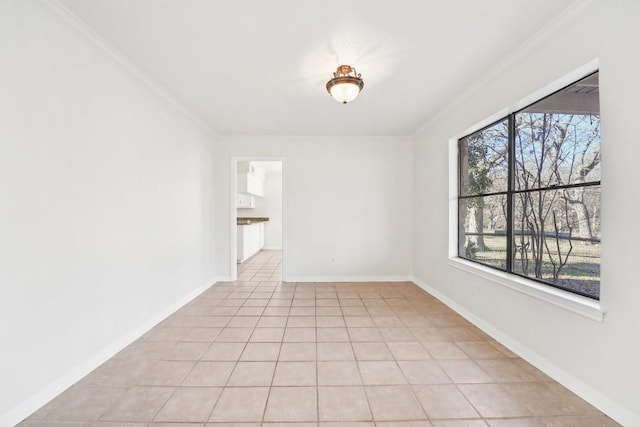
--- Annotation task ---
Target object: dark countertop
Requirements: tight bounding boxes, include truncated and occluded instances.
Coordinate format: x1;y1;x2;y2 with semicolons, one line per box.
237;217;269;225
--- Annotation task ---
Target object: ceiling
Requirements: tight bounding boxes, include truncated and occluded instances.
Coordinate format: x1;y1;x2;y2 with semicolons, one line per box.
56;0;578;136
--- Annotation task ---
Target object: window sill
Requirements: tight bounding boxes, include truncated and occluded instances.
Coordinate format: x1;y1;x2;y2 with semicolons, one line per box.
447;257;605;322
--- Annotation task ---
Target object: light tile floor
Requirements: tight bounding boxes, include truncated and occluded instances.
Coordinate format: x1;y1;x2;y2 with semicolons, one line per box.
20;250;620;426
237;250;281;282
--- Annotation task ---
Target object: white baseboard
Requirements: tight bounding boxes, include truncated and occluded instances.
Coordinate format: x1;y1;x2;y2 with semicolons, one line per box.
262;246;282;250
1;280;214;427
285;275;413;283
410;276;639;427
218;275;413;285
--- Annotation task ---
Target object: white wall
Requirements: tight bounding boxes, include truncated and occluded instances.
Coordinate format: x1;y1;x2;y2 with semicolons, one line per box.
216;137;413;281
253;169;283;249
0;1;217;424
412;1;640;425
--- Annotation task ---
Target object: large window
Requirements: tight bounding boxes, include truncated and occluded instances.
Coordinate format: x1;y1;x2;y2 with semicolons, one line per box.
458;72;601;299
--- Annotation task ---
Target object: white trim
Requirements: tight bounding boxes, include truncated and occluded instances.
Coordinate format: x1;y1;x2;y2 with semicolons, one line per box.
447;61;603;321
219;135;412;144
230;157;287;282
411;276;637;427
230;159;238;281
448;258;604;321
33;0;216;136
286;276;413;283
413;0;602;137
451;59;600;141
281;161;288;282
0;280;214;427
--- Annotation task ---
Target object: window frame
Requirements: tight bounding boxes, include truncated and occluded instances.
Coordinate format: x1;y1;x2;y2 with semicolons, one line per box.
457;117;511;272
448;61;605;321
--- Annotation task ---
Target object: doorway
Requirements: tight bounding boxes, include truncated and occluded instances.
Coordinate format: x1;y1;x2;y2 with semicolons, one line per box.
231;158;285;282
236;249;282;281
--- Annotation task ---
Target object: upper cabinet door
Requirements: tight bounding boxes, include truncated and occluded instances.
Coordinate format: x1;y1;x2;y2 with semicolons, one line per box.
246;173;264;197
238;161;264;197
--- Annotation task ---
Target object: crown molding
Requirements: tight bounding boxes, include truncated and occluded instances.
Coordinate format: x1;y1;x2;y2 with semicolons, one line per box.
217;134;412;144
32;0;217;136
413;0;605;138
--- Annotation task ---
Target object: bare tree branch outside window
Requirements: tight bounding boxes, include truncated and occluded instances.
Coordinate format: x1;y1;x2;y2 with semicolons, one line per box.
458;72;600;299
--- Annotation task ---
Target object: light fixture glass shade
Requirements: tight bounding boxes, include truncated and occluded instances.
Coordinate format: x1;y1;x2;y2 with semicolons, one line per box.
326;65;364;104
329;82;361;104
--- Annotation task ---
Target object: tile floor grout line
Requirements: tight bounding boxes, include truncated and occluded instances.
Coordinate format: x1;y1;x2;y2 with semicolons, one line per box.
147;334;211;424
351;292;376;423
315;292;321;424
258;278;284;425
387;316;432;422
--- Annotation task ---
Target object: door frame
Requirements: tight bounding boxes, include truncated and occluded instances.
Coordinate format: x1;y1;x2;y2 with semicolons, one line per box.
230;156;287;281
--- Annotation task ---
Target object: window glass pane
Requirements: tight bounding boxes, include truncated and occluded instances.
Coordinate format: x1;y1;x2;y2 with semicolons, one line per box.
512;187;600;299
457;72;601;300
460;119;509;196
515;73;600;191
459;195;508;270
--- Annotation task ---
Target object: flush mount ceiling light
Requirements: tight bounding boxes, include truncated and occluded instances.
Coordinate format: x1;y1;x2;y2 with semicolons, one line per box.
326;65;364;104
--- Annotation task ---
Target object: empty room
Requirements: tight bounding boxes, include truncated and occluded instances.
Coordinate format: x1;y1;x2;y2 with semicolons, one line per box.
2;0;640;426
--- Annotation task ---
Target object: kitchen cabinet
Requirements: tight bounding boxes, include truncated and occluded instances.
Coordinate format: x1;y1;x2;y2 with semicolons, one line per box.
237;162;264;197
238;173;264;197
237;222;264;262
